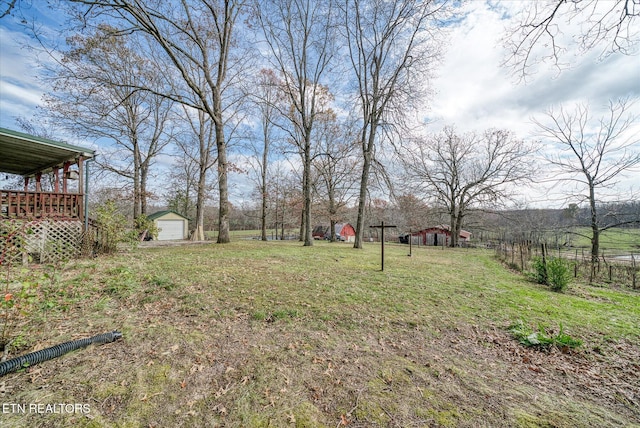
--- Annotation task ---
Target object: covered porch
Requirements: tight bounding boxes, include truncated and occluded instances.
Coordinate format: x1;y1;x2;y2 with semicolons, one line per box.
0;127;95;222
0;127;96;263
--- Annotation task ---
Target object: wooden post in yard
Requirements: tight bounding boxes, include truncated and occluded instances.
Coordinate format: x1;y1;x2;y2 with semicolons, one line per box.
370;221;397;271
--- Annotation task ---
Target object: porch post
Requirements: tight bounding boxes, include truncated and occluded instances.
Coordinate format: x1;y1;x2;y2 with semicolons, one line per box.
77;158;84;220
53;167;60;193
77;158;84;195
63;162;71;193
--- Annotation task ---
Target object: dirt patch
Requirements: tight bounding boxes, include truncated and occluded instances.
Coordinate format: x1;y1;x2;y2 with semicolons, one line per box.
437;324;640;422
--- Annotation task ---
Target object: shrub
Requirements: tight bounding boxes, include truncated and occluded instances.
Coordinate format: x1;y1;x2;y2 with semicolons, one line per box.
508;320;582;350
529;256;547;284
529;256;571;292
133;214;159;241
95;201;129;253
547;257;571;292
95;201;155;252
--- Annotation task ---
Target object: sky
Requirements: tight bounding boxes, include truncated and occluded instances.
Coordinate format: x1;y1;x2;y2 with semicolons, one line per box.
428;1;640;135
0;0;639;208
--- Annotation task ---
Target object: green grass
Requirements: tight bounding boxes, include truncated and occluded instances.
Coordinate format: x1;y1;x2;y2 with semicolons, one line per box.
569;227;640;252
2;240;639;427
204;229;299;240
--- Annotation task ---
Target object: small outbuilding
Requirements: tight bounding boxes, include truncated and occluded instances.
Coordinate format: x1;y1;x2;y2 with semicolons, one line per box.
334;223;356;242
147;210;189;241
412;225;471;247
312;223;357;242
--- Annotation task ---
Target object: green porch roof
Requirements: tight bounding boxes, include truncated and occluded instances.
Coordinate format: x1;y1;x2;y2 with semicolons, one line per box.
0;127;95;176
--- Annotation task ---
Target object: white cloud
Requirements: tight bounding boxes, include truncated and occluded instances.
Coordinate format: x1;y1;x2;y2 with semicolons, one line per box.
424;0;640;208
0;26;48;128
429;0;640;139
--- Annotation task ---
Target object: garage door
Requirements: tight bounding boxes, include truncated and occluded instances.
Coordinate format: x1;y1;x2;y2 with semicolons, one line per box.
157;220;184;240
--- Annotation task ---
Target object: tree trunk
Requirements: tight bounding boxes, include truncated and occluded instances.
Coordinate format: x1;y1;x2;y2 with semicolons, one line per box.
448;213;455;247
260;167;268;242
452;211;464;248
589;179;599;264
303;135;313;246
215;106;230;244
216;142;230;244
329;192;336;243
274;195;279;240
260;187;267;241
354;149;372;249
281;206;285;240
140;162;149;216
192;166;207;241
133;142;141;219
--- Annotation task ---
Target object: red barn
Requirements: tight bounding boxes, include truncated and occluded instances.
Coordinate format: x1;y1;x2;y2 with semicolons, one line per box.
412;225;471;246
312;223;356;242
335;223;356;242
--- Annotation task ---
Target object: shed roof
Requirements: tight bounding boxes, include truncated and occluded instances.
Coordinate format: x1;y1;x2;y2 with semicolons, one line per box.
417;225;472;239
0;127;95;176
147;210;190;221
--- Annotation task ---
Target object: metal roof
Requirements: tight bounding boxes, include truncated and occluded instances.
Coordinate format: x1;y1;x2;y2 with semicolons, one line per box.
0;127;95;176
147;210;190;221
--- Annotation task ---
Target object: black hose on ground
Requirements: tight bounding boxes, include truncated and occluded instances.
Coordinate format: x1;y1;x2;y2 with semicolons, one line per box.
0;331;122;377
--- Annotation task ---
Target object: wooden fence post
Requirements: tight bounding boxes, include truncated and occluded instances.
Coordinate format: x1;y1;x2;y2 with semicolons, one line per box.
541;243;548;285
632;255;637;289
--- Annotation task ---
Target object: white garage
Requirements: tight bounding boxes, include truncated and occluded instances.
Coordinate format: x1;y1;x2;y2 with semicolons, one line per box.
147;210;189;241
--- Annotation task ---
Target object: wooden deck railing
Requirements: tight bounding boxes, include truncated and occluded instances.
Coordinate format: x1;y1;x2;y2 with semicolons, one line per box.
1;190;83;220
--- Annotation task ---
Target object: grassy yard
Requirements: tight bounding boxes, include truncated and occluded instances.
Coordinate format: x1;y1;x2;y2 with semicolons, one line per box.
204;229;300;241
1;241;639;427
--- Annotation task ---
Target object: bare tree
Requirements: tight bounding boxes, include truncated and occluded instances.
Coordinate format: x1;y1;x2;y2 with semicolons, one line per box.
533;98;640;262
0;0;18;18
254;0;337;246
393;194;433;233
342;0;445;249
246;69;284;241
14;116;56;140
402;127;536;247
177;106;219;241
44;26;174;218
268;164;302;240
312;111;359;242
504;0;639;77
70;0;247;243
166;151;199;227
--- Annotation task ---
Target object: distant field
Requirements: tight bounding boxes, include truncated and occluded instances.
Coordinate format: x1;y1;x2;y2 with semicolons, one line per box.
569;227;640;252
2;241;638;427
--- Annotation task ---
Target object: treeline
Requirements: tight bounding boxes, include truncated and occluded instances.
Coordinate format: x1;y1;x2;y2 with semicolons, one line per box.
4;1;638;252
122;197;639;244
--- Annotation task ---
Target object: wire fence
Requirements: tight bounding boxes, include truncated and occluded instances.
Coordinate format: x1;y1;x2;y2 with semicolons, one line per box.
493;240;638;289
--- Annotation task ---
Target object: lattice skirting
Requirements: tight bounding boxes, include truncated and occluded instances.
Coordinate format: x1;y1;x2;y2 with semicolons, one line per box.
1;219;92;264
